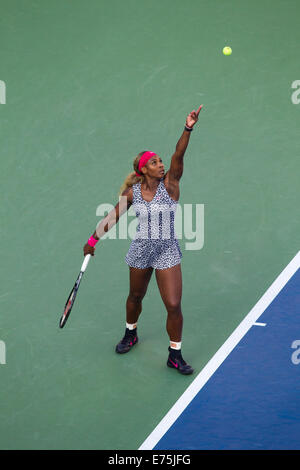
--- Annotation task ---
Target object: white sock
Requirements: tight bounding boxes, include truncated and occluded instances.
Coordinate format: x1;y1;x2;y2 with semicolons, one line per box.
126;322;137;330
170;341;182;350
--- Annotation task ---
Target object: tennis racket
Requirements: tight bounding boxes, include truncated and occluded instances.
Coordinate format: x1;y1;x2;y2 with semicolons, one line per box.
59;254;91;328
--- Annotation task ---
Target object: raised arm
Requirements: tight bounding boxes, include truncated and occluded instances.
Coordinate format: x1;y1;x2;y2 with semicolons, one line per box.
168;105;203;181
83;187;133;256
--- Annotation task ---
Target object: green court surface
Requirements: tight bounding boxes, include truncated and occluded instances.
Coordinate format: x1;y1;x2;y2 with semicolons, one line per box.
0;0;299;449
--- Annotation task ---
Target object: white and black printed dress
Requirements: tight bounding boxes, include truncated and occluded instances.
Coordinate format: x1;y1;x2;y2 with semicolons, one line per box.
125;178;182;269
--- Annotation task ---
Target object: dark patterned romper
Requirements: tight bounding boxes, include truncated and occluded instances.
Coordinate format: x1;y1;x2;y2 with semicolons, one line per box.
125;177;182;269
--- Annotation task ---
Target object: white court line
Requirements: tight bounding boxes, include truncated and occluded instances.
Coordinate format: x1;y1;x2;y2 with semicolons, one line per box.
139;251;300;450
253;322;267;326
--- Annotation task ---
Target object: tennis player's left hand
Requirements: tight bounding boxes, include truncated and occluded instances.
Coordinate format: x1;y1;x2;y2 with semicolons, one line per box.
186;105;203;128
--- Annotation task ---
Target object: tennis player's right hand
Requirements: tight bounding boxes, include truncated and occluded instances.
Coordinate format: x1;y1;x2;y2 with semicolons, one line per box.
83;243;95;257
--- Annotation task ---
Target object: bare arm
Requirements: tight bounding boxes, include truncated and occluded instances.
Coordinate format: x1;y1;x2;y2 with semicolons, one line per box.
168;105;203;181
95;189;132;239
83;187;133;256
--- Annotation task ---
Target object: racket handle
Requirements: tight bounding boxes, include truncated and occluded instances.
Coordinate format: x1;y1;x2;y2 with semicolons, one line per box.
81;254;91;273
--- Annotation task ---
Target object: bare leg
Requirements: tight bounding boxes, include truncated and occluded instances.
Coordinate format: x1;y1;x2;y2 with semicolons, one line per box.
155;263;194;374
155;263;183;342
116;266;154;354
126;266;153;324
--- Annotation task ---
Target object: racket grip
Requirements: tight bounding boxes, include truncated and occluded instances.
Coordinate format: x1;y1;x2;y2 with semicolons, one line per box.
81;254;91;272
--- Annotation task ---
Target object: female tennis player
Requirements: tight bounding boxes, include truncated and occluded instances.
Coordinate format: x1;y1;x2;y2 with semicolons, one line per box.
83;105;202;375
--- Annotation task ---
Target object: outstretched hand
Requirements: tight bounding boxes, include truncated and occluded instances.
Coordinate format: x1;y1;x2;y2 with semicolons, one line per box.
186;104;203;128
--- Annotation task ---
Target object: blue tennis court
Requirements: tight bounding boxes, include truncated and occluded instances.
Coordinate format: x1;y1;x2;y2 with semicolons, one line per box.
140;252;300;450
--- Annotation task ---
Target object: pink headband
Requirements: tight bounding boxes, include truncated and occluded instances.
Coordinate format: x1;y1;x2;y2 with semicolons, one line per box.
135;151;157;176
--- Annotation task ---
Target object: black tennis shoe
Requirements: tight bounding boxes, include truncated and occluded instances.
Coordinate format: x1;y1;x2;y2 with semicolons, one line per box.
115;328;138;354
167;347;194;375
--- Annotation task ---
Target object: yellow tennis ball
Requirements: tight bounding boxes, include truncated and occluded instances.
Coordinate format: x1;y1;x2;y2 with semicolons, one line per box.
223;46;232;56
